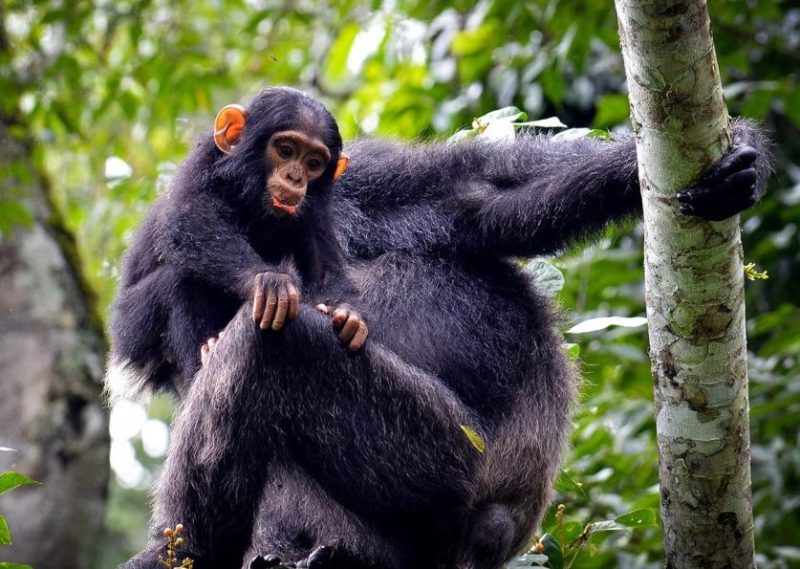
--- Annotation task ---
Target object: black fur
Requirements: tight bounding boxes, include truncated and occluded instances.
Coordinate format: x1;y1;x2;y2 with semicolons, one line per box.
109;88;771;569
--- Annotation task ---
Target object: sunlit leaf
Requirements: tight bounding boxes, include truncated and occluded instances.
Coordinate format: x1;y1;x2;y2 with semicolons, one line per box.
451;21;501;56
479;119;516;142
474;106;528;125
460;425;485;454
516;117;567;129
324;22;361;85
587;520;627;533
522;260;565;299
566;316;647;334
553;128;611;141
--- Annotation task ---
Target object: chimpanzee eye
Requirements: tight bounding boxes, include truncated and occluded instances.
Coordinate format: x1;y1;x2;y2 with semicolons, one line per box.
307;158;322;171
277;143;294;158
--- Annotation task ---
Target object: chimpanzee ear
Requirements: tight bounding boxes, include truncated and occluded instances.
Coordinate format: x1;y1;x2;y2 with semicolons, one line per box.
214;104;247;154
334;153;349;180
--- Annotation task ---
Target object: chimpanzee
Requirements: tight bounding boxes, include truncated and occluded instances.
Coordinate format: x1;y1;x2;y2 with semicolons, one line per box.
109;87;770;569
107;88;366;402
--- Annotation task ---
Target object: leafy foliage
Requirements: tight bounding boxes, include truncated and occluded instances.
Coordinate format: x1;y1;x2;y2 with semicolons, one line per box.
0;464;39;561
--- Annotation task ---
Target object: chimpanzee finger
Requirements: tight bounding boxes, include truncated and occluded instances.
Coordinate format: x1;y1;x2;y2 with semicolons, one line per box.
331;307;350;328
678;166;758;221
724;167;757;194
698;145;757;185
338;314;361;344
679;188;754;221
253;279;266;322
272;283;290;331
316;303;331;315
261;287;278;330
348;320;368;352
287;284;300;320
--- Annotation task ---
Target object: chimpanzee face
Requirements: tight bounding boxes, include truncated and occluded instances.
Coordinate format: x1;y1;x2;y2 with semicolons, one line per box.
263;130;331;216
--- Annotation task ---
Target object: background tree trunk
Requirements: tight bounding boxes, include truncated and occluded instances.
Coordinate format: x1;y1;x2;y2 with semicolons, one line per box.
0;113;110;568
615;1;755;568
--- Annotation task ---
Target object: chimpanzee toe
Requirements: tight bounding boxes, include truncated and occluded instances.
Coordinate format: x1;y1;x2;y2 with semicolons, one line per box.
250;553;285;568
291;545;336;568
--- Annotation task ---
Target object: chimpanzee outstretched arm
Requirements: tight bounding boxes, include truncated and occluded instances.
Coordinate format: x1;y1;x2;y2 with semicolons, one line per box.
340;119;769;258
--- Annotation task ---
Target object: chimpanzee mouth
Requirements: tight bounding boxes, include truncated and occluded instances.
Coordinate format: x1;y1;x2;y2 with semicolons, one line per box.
271;196;300;216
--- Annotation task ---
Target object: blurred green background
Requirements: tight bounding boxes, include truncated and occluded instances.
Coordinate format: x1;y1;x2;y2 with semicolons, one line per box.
0;0;798;568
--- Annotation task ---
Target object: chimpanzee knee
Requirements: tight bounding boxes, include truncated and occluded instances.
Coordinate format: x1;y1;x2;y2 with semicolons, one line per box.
457;503;516;569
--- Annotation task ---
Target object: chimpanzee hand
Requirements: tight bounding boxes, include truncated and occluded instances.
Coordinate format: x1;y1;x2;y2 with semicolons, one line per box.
677;144;760;222
316;303;369;351
252;272;300;331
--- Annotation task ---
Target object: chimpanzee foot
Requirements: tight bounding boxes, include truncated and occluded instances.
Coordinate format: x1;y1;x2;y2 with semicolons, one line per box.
296;545;336;568
119;545;201;569
200;330;226;366
249;553;286;568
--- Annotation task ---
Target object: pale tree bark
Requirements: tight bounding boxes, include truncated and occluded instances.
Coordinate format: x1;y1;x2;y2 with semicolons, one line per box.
0;14;110;566
615;1;755;568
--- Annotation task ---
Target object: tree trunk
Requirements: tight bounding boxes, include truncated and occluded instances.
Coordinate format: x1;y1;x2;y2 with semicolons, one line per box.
0;109;110;569
615;1;755;568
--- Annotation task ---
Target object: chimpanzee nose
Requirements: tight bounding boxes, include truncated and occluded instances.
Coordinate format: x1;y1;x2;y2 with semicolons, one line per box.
286;166;303;184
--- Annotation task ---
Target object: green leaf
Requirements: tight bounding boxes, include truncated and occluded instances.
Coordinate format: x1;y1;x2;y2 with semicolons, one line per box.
451;21;501;56
553;128;610;142
460;425;486;454
0;472;39;496
0;563;33;569
614;508;659;528
478;120;516;142
324;22;361;84
540;533;563;569
516;117;567;129
566;316;647;334
585;129;612;140
587;520;627;533
0;515;10;545
561;521;585;545
562;343;581;360
522;260;565;299
474;106;528;124
554;469;585;495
